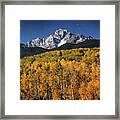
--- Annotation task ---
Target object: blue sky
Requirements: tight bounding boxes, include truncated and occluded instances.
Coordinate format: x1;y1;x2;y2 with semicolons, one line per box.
20;20;100;43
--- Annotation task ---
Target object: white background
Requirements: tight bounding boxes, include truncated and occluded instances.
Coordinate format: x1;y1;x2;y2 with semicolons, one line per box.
5;5;115;115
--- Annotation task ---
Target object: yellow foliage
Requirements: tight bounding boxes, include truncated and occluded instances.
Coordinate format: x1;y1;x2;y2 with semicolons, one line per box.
20;48;100;100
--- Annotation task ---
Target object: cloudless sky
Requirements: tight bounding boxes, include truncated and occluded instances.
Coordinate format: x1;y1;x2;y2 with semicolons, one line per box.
20;20;100;43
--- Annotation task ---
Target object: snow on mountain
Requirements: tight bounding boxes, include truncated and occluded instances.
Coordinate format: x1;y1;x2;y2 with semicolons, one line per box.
58;39;66;47
53;29;68;39
25;28;94;49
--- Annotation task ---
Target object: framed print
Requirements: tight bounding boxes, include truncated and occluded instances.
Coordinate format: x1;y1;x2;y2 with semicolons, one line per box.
0;0;120;119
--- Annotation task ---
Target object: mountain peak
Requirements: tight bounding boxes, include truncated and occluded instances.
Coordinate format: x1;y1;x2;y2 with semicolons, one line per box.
24;29;95;49
53;28;68;40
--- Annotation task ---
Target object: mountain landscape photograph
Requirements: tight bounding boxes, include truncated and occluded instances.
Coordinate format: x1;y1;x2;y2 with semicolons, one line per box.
20;20;100;100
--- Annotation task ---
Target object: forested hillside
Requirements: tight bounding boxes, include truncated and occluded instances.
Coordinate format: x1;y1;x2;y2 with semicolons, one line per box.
20;48;100;100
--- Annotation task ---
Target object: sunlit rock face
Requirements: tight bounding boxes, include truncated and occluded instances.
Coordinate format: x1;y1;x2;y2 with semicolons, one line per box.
25;28;94;49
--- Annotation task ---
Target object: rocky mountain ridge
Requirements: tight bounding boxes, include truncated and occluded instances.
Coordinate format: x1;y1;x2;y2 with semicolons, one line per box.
22;28;95;49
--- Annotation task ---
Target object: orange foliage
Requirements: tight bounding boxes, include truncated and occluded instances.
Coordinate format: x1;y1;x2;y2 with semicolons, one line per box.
20;48;100;100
